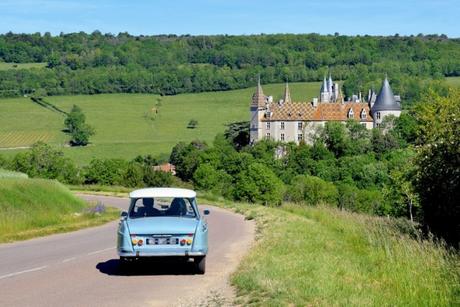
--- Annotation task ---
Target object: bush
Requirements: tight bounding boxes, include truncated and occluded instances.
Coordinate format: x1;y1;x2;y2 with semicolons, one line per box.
122;162;144;188
193;164;232;194
233;163;285;205
286;175;338;206
83;158;128;185
10;142;80;184
143;168;174;187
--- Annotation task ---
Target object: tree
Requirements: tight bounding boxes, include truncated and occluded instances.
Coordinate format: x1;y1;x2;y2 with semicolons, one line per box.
187;119;198;129
413;88;460;244
233;163;285;205
224;121;249;150
320;122;349;158
64;105;95;146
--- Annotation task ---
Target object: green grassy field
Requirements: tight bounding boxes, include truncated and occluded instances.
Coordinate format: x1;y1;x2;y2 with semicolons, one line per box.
0;168;28;179
446;76;460;87
0;62;47;70
206;198;459;306
0;82;320;164
0;177;119;242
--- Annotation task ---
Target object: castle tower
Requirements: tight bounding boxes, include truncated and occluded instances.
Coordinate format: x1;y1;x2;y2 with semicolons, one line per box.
327;74;333;94
371;76;401;127
250;76;267;143
283;81;291;103
320;76;330;102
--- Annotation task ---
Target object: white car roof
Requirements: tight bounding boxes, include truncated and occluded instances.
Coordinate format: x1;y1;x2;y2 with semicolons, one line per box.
129;188;197;199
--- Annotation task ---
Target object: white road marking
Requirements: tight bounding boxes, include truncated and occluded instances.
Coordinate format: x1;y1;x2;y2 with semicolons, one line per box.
62;257;76;263
87;247;114;256
0;266;47;280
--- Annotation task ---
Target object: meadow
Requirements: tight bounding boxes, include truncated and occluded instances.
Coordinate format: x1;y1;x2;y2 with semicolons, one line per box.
0;62;47;70
0;82;320;164
203;197;460;306
0;176;119;242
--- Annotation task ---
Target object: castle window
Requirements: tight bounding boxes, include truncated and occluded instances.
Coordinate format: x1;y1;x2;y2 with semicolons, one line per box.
347;108;354;119
376;112;381;120
297;134;303;141
280;122;285;130
360;109;367;120
266;122;270;129
266;132;271;139
298;122;303;129
281;133;285;141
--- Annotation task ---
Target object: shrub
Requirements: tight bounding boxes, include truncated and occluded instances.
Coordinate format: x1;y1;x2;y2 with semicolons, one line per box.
10;142;80;184
233;163;285;205
122;162;144;188
83;158;128;185
143;168;174;187
286;175;338;206
193;164;232;193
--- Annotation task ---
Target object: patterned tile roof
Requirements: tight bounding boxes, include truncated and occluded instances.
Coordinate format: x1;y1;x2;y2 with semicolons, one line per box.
263;101;373;122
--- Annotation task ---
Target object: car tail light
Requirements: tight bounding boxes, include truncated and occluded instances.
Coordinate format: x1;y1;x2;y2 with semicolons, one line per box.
180;239;186;246
186;239;192;245
131;238;138;245
137;239;143;246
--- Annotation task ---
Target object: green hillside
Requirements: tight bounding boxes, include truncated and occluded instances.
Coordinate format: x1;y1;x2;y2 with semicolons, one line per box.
216;200;460;306
0;178;118;242
0;81;320;164
0;62;47;71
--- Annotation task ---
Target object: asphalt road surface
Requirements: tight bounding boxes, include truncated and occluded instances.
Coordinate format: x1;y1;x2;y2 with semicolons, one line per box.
0;195;254;307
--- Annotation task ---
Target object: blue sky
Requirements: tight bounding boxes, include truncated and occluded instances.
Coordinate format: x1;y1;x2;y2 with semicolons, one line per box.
0;0;459;37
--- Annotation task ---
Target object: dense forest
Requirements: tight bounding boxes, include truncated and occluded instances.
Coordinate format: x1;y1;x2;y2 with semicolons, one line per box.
1;32;460;103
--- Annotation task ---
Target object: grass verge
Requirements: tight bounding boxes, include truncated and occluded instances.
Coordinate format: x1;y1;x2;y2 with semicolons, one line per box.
0;178;119;243
199;195;459;306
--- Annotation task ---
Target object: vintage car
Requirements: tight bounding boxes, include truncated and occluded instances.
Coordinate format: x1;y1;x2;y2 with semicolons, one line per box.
117;188;209;274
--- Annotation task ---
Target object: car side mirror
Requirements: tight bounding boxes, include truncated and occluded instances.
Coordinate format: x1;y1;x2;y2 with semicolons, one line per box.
203;209;210;215
120;211;128;220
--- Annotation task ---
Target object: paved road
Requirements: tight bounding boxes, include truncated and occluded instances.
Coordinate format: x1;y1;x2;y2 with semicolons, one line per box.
0;195;254;307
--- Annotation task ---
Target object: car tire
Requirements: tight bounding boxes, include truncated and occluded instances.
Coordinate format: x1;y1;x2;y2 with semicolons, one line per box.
195;256;206;274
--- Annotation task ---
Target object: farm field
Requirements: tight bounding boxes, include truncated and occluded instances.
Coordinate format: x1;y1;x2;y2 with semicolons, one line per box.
0;81;320;164
446;76;460;87
0;62;47;70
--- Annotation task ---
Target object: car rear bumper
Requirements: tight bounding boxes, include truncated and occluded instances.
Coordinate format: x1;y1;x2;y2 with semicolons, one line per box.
118;250;206;257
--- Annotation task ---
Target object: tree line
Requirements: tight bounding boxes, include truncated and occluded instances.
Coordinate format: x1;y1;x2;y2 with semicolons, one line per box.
1;32;459;104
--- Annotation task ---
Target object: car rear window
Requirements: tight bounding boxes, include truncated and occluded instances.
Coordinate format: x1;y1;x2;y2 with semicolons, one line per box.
129;197;196;218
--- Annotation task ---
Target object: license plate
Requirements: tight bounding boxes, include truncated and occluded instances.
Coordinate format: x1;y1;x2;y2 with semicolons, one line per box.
147;237;176;245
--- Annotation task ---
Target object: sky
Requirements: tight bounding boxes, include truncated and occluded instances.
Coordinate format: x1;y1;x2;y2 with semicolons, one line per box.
0;0;459;37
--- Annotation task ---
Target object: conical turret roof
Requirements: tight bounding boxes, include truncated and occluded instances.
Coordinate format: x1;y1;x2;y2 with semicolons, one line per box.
320;76;327;93
283;81;291;103
252;76;266;108
371;77;401;113
327;74;333;92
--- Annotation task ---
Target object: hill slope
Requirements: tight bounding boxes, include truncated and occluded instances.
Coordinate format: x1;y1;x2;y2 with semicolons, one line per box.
0;82;319;164
0;178;118;242
218;201;460;306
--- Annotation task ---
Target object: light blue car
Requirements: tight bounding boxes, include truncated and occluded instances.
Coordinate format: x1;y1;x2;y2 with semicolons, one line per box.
117;188;209;274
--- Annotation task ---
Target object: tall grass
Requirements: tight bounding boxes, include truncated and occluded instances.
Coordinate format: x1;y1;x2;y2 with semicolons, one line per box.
0;178;118;242
0;169;28;179
219;201;459;306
